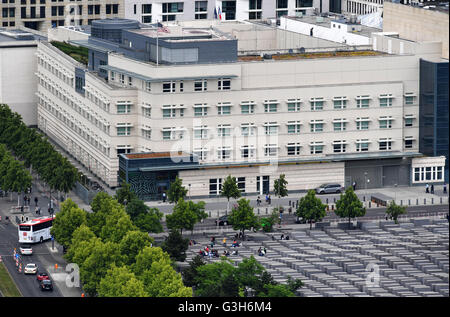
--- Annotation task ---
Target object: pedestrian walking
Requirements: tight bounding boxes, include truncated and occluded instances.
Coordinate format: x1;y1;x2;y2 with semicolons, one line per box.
352;181;357;191
426;183;429;193
162;192;166;203
431;184;434;194
257;196;261;206
268;195;271;205
34;197;38;207
222;237;227;247
444;183;447;194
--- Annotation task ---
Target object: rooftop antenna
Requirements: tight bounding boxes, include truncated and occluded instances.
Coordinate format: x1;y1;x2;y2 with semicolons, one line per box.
156;20;159;66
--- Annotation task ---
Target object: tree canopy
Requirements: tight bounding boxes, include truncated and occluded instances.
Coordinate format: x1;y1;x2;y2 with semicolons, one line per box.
229;198;261;238
221;175;241;214
167;176;188;203
296;190;327;229
335;187;366;227
385;201;407;224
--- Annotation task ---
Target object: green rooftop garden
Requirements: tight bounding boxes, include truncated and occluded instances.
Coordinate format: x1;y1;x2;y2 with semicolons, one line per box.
50;41;89;65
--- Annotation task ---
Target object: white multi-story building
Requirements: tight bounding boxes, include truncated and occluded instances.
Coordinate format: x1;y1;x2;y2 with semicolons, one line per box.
124;0;330;23
35;18;446;199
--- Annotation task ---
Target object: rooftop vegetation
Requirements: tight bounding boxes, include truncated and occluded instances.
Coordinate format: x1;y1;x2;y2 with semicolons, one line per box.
50;41;89;65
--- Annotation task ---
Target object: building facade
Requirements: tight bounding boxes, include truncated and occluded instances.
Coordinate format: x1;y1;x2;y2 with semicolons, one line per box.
123;0;330;23
0;0;124;32
35;19;446;199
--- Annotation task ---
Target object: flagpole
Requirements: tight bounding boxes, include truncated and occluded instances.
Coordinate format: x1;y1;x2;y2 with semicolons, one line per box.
156;22;159;66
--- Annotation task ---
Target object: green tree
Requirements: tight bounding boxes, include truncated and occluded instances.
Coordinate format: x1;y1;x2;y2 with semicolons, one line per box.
98;265;148;297
79;240;124;296
182;255;206;288
195;258;239;297
273;174;288;215
228;198;261;239
385;201;407;224
114;182;137;205
296;190;327;229
126;198;164;233
119;230;153;265
166;198;205;234
99;208;136;243
64;224;97;263
261;209;281;232
167;176;187;203
51;199;87;248
261;284;295;297
335;187;366;227
133;246;192;297
221;175;241;215
161;229;190;262
4;159;32;206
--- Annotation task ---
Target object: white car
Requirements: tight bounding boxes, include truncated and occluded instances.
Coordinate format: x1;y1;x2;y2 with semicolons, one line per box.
24;263;38;274
20;244;33;255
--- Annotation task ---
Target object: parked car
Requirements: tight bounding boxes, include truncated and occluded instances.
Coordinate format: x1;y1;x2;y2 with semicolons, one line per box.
315;184;344;194
39;279;53;291
37;272;50;281
24;263;38;274
215;215;231;226
295;217;316;224
20;244;33;256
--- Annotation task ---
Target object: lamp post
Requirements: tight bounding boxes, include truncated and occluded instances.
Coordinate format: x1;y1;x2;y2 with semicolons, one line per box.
188;184;191;200
364;172;368;190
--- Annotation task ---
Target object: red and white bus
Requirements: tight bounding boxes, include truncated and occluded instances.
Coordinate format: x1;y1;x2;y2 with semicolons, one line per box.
18;216;54;244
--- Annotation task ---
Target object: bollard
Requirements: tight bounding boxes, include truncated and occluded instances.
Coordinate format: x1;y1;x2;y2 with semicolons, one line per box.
331;205;334;211
408;199;411;206
424;198;426;205
289;200;291;207
334;198;336;203
266;208;268;215
258;209;260;215
431;198;434;204
326;198;329;204
416;198;419;206
55;263;58;270
217;211;220;218
363;196;366;202
326;205;329;211
369;202;371;208
209;211;211;217
400;200;403;206
440;197;443;204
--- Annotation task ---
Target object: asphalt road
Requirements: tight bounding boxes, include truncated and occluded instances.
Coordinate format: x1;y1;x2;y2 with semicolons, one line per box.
0;220;62;297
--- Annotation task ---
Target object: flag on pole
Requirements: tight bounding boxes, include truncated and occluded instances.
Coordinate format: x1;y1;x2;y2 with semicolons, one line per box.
218;7;222;20
214;7;218;19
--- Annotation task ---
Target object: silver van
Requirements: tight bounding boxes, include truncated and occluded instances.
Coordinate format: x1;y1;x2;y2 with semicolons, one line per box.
315;184;343;194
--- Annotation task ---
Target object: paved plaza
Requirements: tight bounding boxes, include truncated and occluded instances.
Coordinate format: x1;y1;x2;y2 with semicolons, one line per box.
185;218;449;297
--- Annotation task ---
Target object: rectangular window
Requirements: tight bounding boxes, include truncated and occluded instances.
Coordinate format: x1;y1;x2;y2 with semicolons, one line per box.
194;105;208;117
241;146;255;159
163;2;184;13
356;119;370;130
265;123;278;135
145;82;151;92
379;94;393;107
310;98;324;111
356;96;370;108
333;141;347;153
264;145;278;157
241;123;256;136
379;117;393;129
194;79;207;92
287;122;301;134
217;147;231;159
333;120;347;131
287;100;301;112
218;103;231;115
356;140;369;152
333;97;347;109
193;148;208;161
194;127;208;139
117;126;131;136
405;95;415;105
404;139;413;149
379;139;392;151
237;177;246;193
142;104;151;118
142;4;152;13
117;103;131;114
241;102;255;114
218;78;231;90
310;143;324;154
264;102;278;113
163;81;176;93
209;178;222;195
287;143;301;156
217;125;231;137
310;121;324;132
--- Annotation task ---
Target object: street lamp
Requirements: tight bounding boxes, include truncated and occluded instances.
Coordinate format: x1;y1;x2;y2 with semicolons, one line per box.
364;172;368;190
188;184;191;200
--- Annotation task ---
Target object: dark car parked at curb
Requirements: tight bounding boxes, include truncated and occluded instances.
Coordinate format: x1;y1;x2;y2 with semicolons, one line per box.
215;215;232;226
39;279;53;291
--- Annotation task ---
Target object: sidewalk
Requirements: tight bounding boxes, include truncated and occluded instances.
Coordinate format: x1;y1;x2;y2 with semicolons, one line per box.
145;185;449;216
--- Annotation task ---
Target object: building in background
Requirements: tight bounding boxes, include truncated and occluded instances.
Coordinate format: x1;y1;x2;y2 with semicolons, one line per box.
383;0;449;59
0;28;43;126
33;17;448;199
123;0;330;24
0;0;124;32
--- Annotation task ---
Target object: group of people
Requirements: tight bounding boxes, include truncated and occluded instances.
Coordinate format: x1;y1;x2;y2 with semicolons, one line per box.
258;246;267;256
425;183;447;194
272;234;290;241
256;194;272;206
198;236;240;259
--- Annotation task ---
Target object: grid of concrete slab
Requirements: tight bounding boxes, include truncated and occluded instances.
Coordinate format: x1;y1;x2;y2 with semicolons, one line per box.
185;218;449;297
